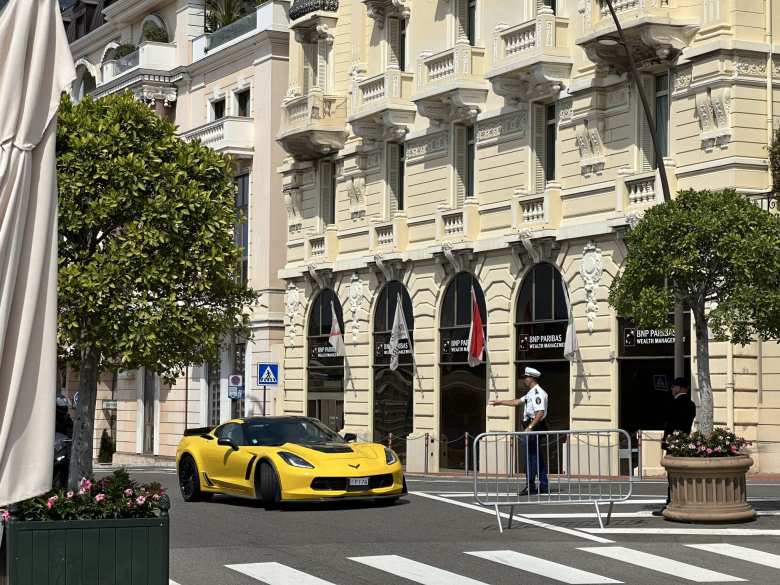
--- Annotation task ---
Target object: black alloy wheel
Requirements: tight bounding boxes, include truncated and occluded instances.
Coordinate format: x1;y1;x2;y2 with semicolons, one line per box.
179;456;205;502
258;462;280;508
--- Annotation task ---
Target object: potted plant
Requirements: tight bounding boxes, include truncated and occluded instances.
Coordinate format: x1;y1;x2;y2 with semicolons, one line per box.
1;469;170;585
662;428;754;522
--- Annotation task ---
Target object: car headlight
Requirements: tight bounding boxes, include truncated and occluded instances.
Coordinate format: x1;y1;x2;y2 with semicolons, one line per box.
278;451;314;469
384;447;398;465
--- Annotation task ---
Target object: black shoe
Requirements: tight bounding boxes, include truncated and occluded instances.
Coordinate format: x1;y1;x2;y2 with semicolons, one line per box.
539;486;549;494
519;487;538;496
651;507;666;517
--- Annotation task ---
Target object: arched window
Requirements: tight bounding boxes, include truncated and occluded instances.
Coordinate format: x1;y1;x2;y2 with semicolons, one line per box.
307;289;345;431
439;272;487;470
514;263;570;432
73;65;96;102
140;14;170;43
372;281;414;461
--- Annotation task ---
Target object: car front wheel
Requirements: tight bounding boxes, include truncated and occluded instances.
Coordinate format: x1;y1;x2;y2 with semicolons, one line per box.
258;461;280;509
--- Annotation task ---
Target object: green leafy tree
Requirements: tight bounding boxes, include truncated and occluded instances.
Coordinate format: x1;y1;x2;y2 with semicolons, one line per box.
205;0;255;32
608;189;780;435
58;93;257;487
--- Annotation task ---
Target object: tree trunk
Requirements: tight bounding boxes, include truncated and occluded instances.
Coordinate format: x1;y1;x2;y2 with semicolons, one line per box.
68;347;100;488
694;304;714;435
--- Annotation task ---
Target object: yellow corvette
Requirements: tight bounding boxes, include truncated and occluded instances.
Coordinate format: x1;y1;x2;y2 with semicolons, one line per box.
176;416;406;506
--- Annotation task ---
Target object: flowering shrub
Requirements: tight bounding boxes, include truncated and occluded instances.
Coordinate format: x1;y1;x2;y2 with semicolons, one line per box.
1;469;168;523
665;428;750;457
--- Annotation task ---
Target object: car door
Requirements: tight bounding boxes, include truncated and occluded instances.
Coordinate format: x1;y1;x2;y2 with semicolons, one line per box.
211;422;256;495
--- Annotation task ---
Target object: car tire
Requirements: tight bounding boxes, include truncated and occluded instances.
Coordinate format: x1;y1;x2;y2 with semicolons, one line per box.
178;455;207;502
258;461;280;509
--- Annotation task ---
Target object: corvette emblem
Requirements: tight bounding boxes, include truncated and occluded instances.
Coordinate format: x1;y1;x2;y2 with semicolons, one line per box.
348;463;360;469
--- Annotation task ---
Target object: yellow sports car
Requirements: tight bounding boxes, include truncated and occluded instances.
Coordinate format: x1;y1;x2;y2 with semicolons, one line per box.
176;416;406;506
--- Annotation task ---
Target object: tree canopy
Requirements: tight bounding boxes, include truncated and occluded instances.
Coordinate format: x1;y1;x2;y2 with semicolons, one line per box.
58;92;257;484
609;189;780;433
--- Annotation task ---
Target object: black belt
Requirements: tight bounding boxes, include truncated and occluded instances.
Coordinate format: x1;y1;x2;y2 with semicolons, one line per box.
524;420;548;431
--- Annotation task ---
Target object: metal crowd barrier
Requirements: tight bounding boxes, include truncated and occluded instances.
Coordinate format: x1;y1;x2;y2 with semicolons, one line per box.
473;429;634;532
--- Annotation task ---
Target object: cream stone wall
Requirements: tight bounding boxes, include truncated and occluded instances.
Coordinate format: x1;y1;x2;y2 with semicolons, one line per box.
278;0;780;473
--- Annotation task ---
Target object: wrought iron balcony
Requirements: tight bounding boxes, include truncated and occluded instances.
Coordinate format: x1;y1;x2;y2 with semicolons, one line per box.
576;1;698;72
487;8;573;102
349;70;416;141
412;42;489;124
181;117;255;158
278;89;348;159
289;0;338;21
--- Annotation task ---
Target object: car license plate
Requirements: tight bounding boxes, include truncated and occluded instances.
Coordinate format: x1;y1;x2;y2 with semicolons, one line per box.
348;477;369;489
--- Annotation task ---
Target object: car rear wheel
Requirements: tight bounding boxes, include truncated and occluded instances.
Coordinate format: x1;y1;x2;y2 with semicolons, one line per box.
258;462;280;509
179;455;209;502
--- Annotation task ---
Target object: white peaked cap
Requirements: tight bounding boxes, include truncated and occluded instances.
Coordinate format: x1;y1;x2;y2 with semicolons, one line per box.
524;366;541;378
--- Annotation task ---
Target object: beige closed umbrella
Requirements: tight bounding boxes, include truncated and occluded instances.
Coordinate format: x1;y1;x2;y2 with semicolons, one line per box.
0;0;75;506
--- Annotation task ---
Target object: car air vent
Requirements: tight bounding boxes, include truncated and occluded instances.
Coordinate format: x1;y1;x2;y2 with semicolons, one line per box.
304;444;354;454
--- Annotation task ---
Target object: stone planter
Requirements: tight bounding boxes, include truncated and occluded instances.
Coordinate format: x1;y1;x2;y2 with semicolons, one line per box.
661;455;755;522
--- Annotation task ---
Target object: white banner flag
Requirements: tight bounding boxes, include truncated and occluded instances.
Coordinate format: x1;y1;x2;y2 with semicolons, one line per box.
389;293;411;371
328;301;346;357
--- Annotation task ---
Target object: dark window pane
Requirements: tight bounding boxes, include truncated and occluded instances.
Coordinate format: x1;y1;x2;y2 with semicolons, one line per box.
374;289;388;332
399;19;407;71
545;104;556;181
440;363;486;470
213;99;225;120
373;366;414;463
534;263;553;321
466;126;475;198
655;93;668;159
467;0;477;45
517;275;533;323
455;273;471;326
237;90;250;117
553;269;567;321
398;144;405;210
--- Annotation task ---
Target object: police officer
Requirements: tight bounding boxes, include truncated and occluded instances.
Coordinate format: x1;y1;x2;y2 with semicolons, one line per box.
490;366;549;495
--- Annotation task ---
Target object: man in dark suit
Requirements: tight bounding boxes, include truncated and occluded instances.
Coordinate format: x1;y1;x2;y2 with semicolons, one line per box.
654;377;696;515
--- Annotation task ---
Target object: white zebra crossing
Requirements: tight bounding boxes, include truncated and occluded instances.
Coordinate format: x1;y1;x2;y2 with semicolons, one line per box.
227;562;339;585
466;550;621;584
349;555;491;585
580;547;746;582
192;544;779;585
687;543;780;569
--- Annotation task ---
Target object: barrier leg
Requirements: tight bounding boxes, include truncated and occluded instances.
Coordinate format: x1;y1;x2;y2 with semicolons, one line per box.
494;504;504;533
507;505;515;530
594;501;605;529
606;501;614;526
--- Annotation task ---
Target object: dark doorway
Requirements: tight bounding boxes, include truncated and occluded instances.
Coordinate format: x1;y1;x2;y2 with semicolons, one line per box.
142;369;156;455
439;272;487;470
307;289;345;432
373;280;414;463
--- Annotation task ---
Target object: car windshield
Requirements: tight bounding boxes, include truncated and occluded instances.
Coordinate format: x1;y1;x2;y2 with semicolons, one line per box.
243;418;345;447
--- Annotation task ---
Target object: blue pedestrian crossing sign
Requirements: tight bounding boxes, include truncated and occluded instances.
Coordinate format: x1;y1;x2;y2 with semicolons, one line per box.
257;363;279;386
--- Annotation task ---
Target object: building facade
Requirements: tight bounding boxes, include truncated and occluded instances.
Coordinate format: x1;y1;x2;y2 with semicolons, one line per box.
63;0;290;461
276;0;780;472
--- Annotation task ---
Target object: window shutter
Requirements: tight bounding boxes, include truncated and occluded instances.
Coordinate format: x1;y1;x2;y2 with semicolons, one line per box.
454;125;468;206
303;43;314;94
533;103;546;194
387;17;400;69
317;39;328;91
320;161;334;227
456;0;468;41
638;77;654;172
387;143;400;218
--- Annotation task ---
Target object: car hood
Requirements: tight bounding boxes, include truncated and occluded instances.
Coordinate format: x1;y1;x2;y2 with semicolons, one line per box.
277;442;383;463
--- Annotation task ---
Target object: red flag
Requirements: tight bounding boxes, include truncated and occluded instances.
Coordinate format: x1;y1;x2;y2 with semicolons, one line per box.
467;287;485;367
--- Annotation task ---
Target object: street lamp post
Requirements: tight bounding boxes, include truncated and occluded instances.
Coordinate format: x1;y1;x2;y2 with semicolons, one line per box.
601;0;686;378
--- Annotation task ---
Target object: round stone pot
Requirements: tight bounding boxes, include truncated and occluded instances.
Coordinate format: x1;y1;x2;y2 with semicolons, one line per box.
661;455;755;522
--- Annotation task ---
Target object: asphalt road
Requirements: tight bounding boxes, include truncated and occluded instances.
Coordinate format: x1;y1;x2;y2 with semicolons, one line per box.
127;470;780;585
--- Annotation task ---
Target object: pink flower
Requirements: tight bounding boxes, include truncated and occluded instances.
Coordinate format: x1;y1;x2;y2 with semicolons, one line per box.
79;478;92;491
124;488;133;497
47;496;58;509
95;493;106;503
706;448;713;455
1;510;10;523
78;488;87;496
730;445;739;454
127;500;134;508
66;491;74;499
135;495;146;506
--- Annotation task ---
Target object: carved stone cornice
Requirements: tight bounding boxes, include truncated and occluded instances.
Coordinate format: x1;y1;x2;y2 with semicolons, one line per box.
490;61;572;103
363;0;410;25
577;20;699;73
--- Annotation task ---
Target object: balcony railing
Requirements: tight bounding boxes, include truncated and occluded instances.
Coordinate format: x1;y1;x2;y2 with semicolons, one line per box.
181;117;254;156
101;42;176;83
522;198;546;223
626;174;657;206
209;10;258;51
417;43;486;89
283;91;346;133
376;224;394;246
309;236;326;258
598;0;668;17
442;210;464;237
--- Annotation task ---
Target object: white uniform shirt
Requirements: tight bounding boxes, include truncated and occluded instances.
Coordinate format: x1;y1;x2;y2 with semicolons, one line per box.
521;384;548;422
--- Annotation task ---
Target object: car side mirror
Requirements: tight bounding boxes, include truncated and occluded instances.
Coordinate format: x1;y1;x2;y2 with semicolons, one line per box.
218;438;239;451
343;433;357;443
